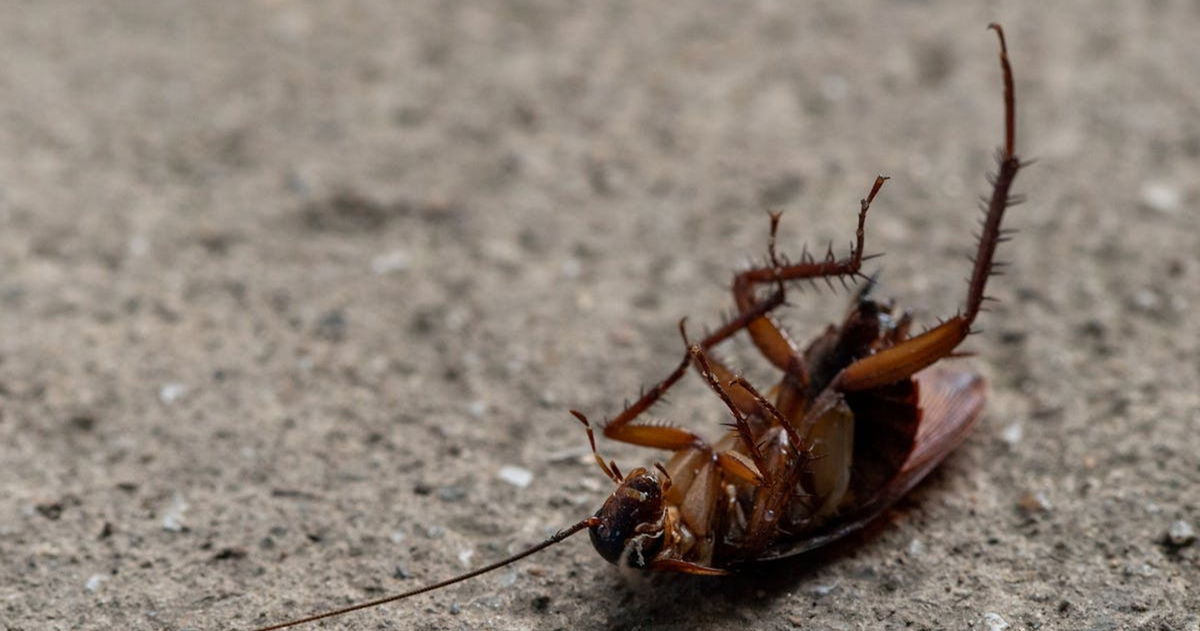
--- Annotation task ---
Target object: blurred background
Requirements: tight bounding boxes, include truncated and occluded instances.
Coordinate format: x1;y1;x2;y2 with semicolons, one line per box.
1;2;1196;629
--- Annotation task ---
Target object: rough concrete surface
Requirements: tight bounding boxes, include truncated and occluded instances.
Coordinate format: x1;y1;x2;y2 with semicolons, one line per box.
1;2;1197;630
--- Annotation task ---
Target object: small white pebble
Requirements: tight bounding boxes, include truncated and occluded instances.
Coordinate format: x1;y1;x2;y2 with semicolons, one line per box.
85;574;106;592
1124;562;1156;578
389;530;405;544
497;465;533;489
457;548;475;568
162;493;188;532
1140;181;1182;214
1000;422;1023;446
371;249;411;275
906;538;925;557
1167;520;1196;546
982;612;1010;631
1018;490;1053;514
808;580;839;596
1131;289;1160;312
158;383;187;405
467;400;488;418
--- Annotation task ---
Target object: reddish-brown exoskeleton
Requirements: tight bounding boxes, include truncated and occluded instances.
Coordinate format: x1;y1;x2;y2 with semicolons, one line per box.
252;24;1023;631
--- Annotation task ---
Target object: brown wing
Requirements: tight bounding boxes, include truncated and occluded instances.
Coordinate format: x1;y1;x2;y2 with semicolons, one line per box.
756;365;985;561
896;366;985;494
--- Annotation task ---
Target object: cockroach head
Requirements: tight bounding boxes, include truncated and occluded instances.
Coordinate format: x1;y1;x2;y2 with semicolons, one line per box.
588;467;666;568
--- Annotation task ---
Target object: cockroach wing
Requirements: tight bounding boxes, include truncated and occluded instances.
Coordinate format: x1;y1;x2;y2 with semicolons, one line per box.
899;366;985;490
758;365;985;561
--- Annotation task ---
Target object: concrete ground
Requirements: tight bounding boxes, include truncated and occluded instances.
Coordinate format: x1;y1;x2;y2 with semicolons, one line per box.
1;2;1197;630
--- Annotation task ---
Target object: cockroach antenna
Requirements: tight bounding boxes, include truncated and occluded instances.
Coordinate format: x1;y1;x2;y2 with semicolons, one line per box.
250;516;600;631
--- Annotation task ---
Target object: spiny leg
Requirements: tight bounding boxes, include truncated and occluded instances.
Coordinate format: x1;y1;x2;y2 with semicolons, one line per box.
727;376;805;455
678;309;804;452
687;342;772;486
691;347;759;415
839;24;1022;392
733;176;888;386
594;288;787;450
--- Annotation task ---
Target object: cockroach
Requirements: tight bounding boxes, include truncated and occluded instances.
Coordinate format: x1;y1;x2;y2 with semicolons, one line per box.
251;24;1023;631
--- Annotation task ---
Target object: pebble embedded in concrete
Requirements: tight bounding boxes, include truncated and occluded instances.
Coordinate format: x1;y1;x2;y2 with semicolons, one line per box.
371;249;411;275
158;383;187;405
498;465;533;488
161;493;188;532
982;612;1009;631
1001;422;1023;446
808;580;839;597
1017;490;1053;514
1139;181;1182;214
1166;520;1196;547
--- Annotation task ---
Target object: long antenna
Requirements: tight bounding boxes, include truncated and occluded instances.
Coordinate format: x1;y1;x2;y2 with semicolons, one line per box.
249;516;600;631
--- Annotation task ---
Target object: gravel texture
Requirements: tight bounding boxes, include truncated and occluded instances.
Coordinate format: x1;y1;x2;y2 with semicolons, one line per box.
1;2;1197;630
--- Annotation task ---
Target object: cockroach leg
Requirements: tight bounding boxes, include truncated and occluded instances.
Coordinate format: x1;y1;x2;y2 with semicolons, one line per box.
732;176;888;387
838;26;1020;392
648;558;729;576
694;347;760;415
593;410;706;452
727;376;805;455
714;450;765;487
687;343;773;486
796;390;855;518
653;462;673;493
677;318;759;416
598;289;787;449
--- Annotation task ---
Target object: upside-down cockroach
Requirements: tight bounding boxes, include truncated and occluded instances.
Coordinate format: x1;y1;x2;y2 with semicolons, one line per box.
251;24;1024;631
